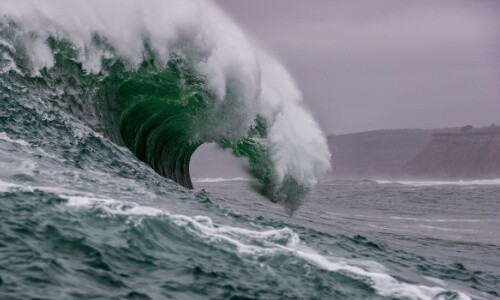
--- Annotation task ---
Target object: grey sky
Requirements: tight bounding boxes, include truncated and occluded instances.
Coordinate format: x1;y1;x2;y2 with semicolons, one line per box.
216;0;500;134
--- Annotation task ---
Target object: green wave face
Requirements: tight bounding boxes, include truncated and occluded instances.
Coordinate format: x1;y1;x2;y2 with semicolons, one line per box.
114;57;309;211
116;56;207;189
114;55;281;193
0;4;329;212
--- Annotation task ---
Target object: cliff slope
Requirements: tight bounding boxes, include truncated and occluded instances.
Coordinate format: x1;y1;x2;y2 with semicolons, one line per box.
328;126;500;179
407;131;500;179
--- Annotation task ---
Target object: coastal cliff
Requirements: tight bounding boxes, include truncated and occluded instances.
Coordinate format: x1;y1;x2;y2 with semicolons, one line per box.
406;131;500;179
328;125;500;180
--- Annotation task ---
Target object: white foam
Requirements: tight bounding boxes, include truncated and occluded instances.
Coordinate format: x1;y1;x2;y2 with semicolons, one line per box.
0;179;22;192
1;52;23;75
376;179;500;186
62;196;163;216
291;249;470;300
0;132;30;146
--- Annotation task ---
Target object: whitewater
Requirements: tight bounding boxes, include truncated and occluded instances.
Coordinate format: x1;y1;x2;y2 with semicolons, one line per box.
0;0;498;299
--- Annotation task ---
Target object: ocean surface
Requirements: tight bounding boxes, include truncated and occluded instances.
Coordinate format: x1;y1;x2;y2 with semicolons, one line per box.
1;121;499;299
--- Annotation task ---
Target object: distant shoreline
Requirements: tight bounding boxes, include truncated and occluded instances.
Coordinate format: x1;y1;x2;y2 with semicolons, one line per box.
327;125;500;180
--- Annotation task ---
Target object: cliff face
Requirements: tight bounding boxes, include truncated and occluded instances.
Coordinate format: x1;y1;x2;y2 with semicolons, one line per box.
327;127;500;180
406;132;500;179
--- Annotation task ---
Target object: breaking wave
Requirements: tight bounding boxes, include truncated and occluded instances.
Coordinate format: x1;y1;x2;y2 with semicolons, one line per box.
0;0;330;212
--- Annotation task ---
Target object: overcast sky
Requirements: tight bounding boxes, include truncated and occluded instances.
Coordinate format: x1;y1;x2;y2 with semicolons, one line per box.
216;0;500;134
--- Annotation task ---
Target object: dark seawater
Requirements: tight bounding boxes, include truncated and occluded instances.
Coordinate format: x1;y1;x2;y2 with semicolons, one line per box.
0;98;499;299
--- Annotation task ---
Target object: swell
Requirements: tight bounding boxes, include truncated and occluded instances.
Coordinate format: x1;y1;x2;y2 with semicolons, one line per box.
0;181;477;299
0;0;331;212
